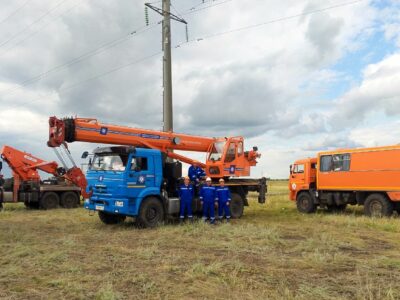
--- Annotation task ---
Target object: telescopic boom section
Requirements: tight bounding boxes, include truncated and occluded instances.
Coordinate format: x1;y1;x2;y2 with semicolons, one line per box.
0;145;89;198
48;117;261;178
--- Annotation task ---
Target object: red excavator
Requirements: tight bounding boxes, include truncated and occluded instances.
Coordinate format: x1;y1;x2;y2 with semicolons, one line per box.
0;145;88;210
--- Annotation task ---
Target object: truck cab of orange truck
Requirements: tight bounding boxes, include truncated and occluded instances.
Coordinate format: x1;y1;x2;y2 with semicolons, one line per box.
289;145;400;217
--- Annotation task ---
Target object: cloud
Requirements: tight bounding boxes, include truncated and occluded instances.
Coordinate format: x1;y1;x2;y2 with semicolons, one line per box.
328;52;400;129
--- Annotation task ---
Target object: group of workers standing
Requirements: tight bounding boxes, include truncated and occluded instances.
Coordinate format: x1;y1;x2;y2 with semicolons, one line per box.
178;162;231;225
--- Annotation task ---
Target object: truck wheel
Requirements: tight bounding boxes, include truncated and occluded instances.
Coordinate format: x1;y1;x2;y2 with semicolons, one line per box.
327;204;347;213
60;192;79;209
296;192;317;214
230;193;244;219
98;211;126;225
364;194;393;217
137;197;164;228
40;192;60;210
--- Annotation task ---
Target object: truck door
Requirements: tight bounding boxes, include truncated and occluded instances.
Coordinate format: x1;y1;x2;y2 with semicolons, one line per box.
224;141;239;175
290;164;306;191
126;155;154;199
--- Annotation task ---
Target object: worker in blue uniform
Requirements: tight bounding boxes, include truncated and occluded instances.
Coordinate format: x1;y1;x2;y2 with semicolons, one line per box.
188;161;206;183
216;178;231;223
178;176;194;224
200;177;217;224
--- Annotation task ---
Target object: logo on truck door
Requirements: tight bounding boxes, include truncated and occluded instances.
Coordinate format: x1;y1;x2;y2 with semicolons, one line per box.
138;175;146;184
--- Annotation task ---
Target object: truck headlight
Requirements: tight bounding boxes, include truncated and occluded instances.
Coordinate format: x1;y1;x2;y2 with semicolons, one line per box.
115;201;124;207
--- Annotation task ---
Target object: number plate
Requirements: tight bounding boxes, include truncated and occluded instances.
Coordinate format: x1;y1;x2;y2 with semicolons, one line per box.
95;205;104;211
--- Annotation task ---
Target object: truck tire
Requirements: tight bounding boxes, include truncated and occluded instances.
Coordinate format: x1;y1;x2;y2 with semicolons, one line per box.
60;192;79;209
98;211;126;225
327;204;347;213
230;193;244;219
40;192;60;210
364;194;393;217
137;197;164;228
296;192;317;214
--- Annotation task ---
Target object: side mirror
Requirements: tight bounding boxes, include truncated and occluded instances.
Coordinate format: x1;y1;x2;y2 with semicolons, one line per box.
289;165;293;174
253;146;258;151
81;151;89;159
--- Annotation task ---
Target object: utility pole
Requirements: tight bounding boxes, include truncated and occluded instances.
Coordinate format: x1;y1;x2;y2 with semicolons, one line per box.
145;1;187;133
162;0;173;133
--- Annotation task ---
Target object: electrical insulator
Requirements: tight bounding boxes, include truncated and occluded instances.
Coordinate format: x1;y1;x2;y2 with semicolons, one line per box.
145;6;149;26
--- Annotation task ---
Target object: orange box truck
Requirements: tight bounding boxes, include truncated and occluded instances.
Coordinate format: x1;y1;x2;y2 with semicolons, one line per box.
289;145;400;217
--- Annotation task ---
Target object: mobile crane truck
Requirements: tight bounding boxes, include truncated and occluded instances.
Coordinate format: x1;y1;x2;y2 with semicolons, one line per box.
47;117;267;227
0;145;89;210
289;145;400;217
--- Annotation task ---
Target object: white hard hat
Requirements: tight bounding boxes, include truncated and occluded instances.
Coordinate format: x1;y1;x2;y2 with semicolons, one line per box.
206;177;212;182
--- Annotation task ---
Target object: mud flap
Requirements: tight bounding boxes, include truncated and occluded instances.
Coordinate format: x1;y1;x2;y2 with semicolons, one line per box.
258;177;267;204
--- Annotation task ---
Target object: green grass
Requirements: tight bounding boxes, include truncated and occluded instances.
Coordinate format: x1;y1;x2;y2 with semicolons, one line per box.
1;180;400;299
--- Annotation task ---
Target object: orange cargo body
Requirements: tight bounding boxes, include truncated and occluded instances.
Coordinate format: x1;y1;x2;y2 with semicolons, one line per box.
289;145;400;217
317;146;400;193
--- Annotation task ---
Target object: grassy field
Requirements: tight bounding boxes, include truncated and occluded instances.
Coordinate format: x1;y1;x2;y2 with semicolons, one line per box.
1;180;400;299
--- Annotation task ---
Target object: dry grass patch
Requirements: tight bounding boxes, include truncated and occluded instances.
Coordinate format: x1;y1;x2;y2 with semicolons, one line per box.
1;181;400;299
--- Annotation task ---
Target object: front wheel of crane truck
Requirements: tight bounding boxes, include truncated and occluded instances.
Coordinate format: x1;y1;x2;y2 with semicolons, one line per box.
98;211;126;225
136;197;164;228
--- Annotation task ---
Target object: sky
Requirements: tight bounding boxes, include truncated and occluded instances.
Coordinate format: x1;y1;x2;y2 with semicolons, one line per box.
0;0;400;179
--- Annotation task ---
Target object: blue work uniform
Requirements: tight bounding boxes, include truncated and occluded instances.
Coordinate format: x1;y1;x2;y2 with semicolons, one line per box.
179;184;194;219
200;185;216;222
188;165;206;183
216;186;231;220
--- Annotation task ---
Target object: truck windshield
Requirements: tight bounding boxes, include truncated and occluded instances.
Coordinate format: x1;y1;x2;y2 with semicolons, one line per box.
90;154;128;171
208;141;225;161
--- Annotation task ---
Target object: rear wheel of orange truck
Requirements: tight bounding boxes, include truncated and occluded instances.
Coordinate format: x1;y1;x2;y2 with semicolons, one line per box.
296;192;316;214
364;194;393;217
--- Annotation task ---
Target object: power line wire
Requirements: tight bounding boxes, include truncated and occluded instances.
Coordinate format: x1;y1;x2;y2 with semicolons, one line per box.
182;0;234;16
0;0;70;49
1;22;161;97
0;0;30;26
3;51;163;110
0;1;87;56
175;0;365;48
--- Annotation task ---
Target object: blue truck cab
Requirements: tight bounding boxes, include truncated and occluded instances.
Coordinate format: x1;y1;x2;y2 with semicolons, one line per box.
83;146;267;227
84;146;184;227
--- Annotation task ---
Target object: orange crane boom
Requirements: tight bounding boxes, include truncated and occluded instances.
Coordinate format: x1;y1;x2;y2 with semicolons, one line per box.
48;117;261;178
1;145;89;200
